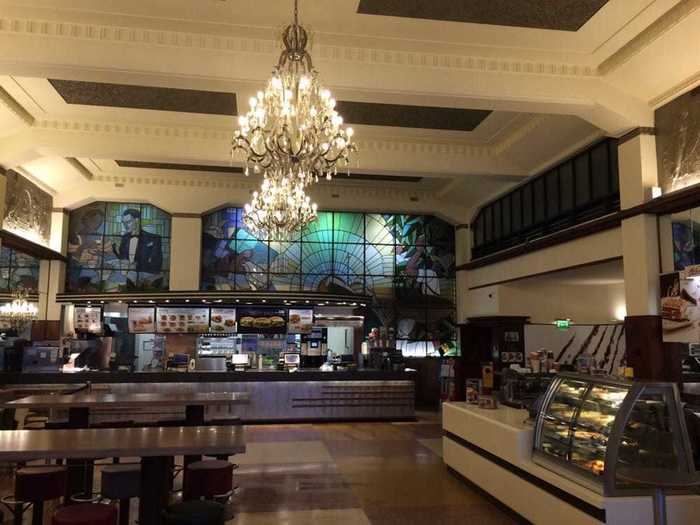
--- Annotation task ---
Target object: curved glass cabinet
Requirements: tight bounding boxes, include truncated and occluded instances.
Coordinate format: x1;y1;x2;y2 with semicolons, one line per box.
533;373;695;495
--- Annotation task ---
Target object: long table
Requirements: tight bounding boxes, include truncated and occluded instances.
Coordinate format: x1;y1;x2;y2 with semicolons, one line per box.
0;425;246;524
2;392;250;498
3;391;251;427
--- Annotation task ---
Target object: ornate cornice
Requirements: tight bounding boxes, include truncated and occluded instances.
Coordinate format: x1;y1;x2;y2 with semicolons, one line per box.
598;0;700;75
0;15;596;79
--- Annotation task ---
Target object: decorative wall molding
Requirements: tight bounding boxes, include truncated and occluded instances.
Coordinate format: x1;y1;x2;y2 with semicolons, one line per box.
618;127;656;145
598;0;700;75
0;85;34;126
0;15;596;79
65;157;93;181
91;172;435;203
649;70;700;108
490;114;548;156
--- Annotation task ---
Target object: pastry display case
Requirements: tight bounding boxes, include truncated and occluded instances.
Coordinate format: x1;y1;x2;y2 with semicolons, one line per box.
534;373;695;495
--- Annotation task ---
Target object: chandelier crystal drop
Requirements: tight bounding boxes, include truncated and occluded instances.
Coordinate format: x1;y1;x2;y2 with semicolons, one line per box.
0;290;38;330
231;0;357;186
243;173;318;240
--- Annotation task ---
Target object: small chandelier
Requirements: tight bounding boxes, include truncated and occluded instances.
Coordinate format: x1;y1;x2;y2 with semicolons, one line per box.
243;173;318;240
0;290;38;330
231;0;357;185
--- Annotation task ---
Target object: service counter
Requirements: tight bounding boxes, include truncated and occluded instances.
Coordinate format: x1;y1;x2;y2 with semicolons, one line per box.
0;369;415;423
442;402;700;525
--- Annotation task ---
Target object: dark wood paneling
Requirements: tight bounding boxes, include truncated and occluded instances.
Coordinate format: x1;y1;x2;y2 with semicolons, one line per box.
624;315;664;381
0;230;66;262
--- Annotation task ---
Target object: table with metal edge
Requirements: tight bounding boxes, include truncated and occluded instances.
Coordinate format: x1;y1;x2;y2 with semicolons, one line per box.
0;425;246;524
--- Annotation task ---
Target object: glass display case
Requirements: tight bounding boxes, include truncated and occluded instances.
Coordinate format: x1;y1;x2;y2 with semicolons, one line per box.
534;373;695;495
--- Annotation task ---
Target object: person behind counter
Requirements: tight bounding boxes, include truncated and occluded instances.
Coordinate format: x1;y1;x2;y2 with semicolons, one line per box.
3;337;29;372
74;331;111;370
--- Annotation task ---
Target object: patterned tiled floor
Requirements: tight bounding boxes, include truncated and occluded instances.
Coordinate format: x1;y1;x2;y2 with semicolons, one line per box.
0;412;516;524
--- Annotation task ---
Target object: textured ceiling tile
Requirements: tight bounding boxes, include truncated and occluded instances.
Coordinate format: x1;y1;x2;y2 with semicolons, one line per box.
336;101;491;131
49;79;237;116
357;0;609;32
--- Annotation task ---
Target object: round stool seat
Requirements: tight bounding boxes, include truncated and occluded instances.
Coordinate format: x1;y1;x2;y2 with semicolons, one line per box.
15;466;67;502
52;503;117;525
183;460;233;500
163;500;225;525
101;464;141;500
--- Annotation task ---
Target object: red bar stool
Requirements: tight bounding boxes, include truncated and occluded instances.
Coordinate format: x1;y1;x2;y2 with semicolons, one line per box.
183;460;234;501
2;465;68;525
52;503;117;525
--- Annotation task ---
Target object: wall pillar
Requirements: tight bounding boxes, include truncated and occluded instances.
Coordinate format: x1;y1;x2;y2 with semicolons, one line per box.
618;131;667;379
37;209;69;321
455;225;470;324
170;215;202;291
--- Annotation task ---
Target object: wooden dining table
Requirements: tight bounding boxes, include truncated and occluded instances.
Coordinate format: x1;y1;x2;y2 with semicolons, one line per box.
0;425;246;524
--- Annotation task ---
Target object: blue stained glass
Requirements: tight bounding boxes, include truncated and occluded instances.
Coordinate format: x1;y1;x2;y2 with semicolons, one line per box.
67;202;171;292
301;242;333;274
333;243;364;275
301;212;333;243
365;214;393;245
269;274;301;292
268;241;301;274
394;215;424;246
365;243;393;275
0;247;11;267
333;212;364;243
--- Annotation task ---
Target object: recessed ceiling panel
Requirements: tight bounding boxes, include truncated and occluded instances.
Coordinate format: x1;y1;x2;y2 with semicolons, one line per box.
357;0;609;31
336;100;491;131
49;79;237;116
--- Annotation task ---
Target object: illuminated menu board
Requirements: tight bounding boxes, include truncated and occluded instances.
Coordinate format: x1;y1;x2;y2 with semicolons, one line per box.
128;307;155;333
156;307;210;333
74;306;102;333
210;308;236;333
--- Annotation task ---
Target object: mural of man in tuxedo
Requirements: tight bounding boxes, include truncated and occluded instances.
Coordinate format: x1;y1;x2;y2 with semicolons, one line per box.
112;208;162;273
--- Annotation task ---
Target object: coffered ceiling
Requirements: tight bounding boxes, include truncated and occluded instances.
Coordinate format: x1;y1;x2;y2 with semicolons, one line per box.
0;0;697;224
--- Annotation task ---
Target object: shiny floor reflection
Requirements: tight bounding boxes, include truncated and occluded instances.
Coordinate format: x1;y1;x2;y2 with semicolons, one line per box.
0;412;516;524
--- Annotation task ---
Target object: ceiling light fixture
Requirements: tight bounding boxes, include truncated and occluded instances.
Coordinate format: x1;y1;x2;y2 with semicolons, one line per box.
232;0;356;185
232;0;356;238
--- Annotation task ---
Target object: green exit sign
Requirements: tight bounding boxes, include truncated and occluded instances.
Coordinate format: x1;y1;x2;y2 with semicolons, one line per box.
555;319;571;329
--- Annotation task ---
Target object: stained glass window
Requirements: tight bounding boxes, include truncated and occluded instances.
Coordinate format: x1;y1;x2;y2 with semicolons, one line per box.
0;246;40;293
200;209;457;357
66;202;171;292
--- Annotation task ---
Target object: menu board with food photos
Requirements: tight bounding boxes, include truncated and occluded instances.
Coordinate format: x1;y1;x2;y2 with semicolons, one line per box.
237;307;287;334
287;309;313;334
210;308;237;333
156;307;210;334
128;307;155;333
74;306;102;333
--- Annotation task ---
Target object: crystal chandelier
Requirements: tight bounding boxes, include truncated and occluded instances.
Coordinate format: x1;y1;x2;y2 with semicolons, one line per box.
231;0;357;185
243;172;318;240
0;290;38;331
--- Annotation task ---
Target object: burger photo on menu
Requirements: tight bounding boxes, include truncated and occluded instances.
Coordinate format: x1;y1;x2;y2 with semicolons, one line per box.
210;308;236;333
236;307;287;334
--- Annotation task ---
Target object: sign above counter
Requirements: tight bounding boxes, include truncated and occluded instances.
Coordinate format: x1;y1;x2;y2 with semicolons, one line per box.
156;307;209;334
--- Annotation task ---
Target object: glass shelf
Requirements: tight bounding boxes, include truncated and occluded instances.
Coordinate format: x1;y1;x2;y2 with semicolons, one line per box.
534;373;695;496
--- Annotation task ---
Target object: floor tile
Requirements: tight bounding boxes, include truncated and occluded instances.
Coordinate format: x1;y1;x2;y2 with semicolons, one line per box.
235;441;333;465
229;508;371;524
417;438;443;457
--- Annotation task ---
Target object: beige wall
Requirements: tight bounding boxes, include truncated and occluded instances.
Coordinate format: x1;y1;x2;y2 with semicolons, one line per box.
466;227;623;289
169;216;201;291
498;281;626;324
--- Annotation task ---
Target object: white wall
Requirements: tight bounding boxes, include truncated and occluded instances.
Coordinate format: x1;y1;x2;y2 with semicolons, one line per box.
498;281;627;324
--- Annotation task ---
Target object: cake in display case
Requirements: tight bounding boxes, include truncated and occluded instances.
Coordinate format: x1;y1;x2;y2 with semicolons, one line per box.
533;373;695;495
